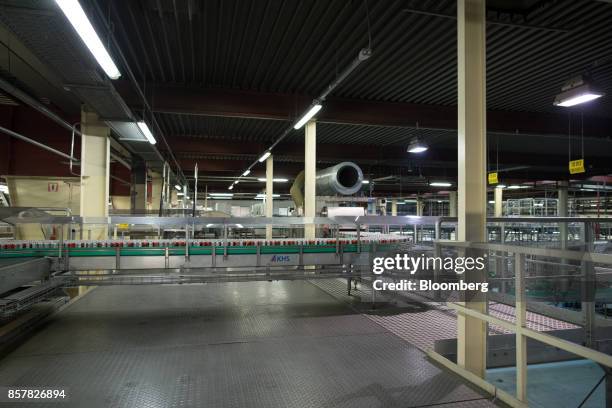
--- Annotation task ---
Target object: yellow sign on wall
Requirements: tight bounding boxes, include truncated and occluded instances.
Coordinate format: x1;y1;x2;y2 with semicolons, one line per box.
488;172;498;185
569;159;585;175
117;223;129;230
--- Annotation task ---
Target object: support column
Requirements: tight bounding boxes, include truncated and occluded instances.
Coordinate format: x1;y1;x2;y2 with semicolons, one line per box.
304;120;316;240
149;171;163;213
131;158;147;214
265;155;274;240
558;181;568;249
416;197;424;216
80;109;110;240
391;199;398;216
449;191;458;217
457;0;487;378
494;186;503;217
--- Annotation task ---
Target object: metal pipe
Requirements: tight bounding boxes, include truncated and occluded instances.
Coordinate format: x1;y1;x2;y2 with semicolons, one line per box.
319;48;372;100
0;125;75;162
0;77;131;171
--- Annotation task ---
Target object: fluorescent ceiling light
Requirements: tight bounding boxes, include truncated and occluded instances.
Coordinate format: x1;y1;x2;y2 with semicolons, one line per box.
362;180;370;184
553;76;604;107
228;185;234;190
507;185;521;190
177;192;185;196
210;193;233;197
174;184;181;191
235;224;244;228
242;169;251;176
255;194;281;199
137;121;156;144
496;184;506;189
258;151;271;162
257;178;288;183
556;93;603;107
294;103;323;130
430;182;452;187
488;200;495;204
55;0;121;80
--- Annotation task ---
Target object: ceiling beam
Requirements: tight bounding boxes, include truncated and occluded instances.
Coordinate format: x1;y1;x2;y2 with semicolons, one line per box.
115;81;612;138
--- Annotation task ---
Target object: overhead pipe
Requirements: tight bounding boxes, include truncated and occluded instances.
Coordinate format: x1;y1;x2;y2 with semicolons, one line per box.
0;125;76;162
244;48;373;177
0;76;131;171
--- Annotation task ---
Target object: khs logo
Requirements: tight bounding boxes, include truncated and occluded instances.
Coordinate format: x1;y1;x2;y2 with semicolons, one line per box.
270;255;290;262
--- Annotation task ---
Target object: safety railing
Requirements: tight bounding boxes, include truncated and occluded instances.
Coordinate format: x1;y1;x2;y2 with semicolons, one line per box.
429;238;612;407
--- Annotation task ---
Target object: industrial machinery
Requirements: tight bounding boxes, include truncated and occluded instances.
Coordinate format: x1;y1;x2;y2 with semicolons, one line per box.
0;208;439;316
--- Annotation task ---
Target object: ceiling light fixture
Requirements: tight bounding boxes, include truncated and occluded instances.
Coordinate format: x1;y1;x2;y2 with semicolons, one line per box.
228;185;234;190
362;180;370;184
430;182;452;187
137;121;156;144
257;178;288;183
553;75;604;107
175;184;181;191
242;169;251;176
293;102;323;130
258;152;271;163
255;194;281;199
210;193;233;197
407;139;428;153
54;0;121;80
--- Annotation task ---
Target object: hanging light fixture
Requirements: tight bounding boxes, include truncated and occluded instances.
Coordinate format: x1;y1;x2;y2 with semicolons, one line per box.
407;139;428;153
553;75;604;107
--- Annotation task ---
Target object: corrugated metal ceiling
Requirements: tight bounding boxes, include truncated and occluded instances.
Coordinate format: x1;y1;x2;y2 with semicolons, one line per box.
101;0;612;116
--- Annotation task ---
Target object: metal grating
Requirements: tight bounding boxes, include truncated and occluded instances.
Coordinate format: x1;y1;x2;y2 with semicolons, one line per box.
0;282;499;407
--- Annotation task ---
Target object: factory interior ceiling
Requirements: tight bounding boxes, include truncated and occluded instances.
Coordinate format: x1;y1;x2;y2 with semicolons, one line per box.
0;0;611;196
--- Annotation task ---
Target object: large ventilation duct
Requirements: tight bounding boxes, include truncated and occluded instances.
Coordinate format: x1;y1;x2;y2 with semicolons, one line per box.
290;162;364;208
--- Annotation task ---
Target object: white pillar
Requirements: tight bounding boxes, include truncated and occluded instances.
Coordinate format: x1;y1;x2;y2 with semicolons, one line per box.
558;181;568;249
265;155;274;240
391;199;398;216
416;197;424;216
494;186;503;217
457;0;487;378
449;191;458;217
304;120;316;240
80;109;110;239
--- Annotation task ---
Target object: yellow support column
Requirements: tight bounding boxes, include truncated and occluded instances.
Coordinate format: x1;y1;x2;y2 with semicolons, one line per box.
449;191;458;217
457;0;487;378
304;120;316;240
265;154;274;240
80;109;110;240
494;186;503;217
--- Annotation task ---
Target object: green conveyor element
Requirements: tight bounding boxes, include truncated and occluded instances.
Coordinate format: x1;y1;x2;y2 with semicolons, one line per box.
0;244;396;259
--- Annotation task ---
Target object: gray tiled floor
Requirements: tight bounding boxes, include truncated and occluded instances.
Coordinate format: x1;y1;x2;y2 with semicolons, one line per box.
0;281;499;407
